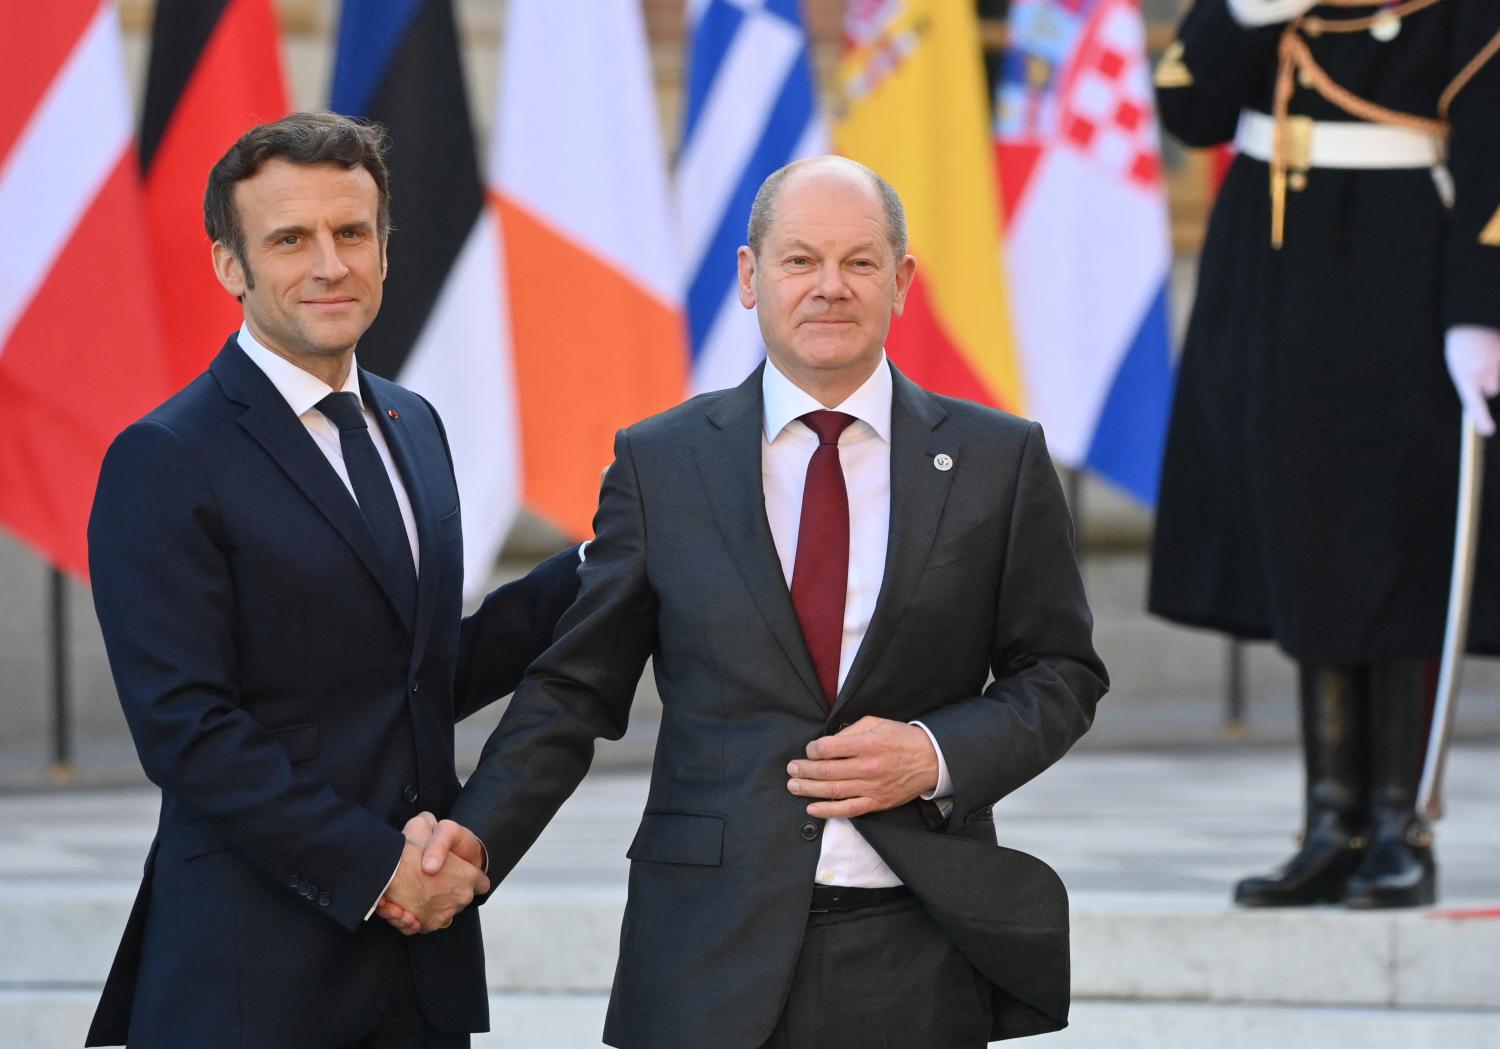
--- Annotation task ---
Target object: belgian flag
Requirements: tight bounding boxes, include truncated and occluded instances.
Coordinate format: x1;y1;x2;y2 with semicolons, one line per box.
139;0;288;387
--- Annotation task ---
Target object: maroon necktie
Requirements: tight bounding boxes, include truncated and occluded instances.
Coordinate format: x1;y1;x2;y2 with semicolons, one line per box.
790;411;856;707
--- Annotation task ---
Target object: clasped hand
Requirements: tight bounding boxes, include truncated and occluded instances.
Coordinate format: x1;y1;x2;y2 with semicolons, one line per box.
785;715;939;818
375;812;490;936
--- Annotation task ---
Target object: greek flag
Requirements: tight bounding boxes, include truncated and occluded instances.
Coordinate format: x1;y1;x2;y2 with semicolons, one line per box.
677;0;826;394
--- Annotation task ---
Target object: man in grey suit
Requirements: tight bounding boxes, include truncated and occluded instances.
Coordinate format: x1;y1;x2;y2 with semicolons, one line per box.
420;156;1107;1048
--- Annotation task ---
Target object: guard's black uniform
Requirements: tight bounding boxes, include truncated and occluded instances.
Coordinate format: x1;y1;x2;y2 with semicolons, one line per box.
1149;0;1500;907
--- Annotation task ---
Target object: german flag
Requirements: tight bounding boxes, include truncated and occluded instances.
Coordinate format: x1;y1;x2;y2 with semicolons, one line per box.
139;0;288;388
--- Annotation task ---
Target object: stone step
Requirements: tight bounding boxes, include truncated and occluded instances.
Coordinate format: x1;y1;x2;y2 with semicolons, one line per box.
9;884;1498;1011
8;989;1498;1049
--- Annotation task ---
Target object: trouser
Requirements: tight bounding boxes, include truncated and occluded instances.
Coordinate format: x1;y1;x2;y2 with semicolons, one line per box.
338;940;470;1049
759;895;993;1049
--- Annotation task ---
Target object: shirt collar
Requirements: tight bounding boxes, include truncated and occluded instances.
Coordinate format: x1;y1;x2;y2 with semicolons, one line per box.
762;353;893;445
236;323;363;418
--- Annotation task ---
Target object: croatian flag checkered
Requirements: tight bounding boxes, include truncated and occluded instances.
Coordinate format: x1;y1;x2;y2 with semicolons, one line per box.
995;0;1175;503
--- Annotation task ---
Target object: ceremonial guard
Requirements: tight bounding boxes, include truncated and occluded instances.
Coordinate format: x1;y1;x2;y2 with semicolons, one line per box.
1149;0;1500;907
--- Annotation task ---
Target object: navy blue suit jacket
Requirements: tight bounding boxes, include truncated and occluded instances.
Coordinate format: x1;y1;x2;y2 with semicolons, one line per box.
85;335;580;1048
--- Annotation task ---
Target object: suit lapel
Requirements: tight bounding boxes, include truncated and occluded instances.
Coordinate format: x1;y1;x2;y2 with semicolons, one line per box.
210;340;411;631
695;366;826;709
832;366;955;716
364;374;437;655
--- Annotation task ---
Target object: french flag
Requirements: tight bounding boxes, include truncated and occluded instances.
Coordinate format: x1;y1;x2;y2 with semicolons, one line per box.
995;0;1175;504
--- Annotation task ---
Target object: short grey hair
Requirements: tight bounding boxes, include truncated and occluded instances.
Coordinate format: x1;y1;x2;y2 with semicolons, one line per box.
746;156;908;260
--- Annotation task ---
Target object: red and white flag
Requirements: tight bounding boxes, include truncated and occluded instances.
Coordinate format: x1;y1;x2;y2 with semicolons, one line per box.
0;0;172;576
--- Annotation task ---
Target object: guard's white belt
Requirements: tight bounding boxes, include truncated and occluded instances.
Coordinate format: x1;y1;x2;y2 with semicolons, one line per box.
1235;110;1445;169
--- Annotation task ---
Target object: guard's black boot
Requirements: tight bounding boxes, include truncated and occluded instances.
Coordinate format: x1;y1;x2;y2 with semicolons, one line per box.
1345;660;1437;909
1235;664;1366;907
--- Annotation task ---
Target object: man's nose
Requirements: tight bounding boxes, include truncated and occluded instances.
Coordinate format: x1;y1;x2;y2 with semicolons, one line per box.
310;232;350;281
814;263;850;298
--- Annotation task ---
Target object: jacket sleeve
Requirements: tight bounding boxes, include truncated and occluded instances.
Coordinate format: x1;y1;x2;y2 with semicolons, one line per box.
452;545;584;721
88;421;404;932
448;428;657;878
1442;6;1500;330
1154;0;1282;147
910;423;1109;830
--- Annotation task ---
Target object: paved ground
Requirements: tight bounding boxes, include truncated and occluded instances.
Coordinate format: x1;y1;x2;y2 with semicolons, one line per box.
3;744;1496;905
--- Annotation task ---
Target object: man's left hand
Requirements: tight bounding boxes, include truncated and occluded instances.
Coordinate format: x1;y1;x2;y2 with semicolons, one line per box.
787;716;939;819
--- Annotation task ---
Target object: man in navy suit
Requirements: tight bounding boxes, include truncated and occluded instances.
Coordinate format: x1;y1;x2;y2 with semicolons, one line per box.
85;111;579;1048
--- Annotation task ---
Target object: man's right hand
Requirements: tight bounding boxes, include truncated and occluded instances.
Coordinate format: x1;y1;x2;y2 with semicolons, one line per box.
1446;325;1500;437
380;837;490;935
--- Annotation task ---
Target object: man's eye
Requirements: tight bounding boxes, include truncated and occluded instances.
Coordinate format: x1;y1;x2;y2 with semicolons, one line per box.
280;235;300;246
340;229;362;239
787;257;810;266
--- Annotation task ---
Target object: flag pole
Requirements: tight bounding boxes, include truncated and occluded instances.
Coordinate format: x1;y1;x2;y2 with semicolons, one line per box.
50;567;74;782
1224;639;1247;739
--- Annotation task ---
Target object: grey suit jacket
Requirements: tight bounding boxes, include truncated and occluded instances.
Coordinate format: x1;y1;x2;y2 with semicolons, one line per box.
451;362;1108;1048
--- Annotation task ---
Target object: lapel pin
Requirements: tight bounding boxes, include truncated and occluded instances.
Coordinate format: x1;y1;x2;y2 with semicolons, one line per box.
387;408;399;420
933;453;953;472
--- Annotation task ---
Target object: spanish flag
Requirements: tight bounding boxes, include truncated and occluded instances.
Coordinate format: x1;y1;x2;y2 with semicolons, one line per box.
833;1;1023;413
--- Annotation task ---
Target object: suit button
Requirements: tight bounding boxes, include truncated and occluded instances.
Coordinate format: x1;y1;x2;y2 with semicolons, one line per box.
297;881;310;897
410;681;420;694
403;785;419;804
800;821;819;841
318;893;331;908
288;873;300;887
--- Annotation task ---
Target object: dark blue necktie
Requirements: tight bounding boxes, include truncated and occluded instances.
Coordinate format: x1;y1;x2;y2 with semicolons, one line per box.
316;392;416;622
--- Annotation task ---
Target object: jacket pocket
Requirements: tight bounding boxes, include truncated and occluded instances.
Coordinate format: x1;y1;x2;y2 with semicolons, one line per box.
625;811;725;866
437;507;461;544
160;822;231;862
270;721;320;764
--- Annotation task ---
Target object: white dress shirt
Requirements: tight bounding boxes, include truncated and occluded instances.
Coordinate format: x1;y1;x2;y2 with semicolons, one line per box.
237;324;414;917
761;355;952;888
236;324;420;572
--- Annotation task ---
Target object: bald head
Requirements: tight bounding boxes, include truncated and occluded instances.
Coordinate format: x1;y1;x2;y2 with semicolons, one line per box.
746;156;908;260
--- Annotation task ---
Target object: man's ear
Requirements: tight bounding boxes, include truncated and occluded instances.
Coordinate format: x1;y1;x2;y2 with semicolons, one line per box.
736;246;757;310
380;236;389;281
890;253;917;317
211;241;246;299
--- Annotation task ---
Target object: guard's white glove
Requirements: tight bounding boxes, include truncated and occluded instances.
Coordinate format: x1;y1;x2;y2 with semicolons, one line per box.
1445;325;1500;437
1227;0;1320;26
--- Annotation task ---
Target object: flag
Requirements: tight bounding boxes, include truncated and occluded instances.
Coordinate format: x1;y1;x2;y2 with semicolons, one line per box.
677;0;826;394
833;0;1023;412
493;0;688;538
140;0;288;388
0;0;170;577
330;0;518;596
995;0;1174;503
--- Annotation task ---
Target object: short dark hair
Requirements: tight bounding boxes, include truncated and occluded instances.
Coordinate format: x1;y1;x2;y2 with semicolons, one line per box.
746;156;908;259
204;111;392;287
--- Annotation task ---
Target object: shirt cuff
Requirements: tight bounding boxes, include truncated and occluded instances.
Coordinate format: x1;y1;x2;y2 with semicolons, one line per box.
910;720;952;801
364;853;404;922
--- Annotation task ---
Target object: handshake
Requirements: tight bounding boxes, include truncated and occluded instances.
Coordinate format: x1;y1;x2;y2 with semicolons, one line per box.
374;812;487;935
